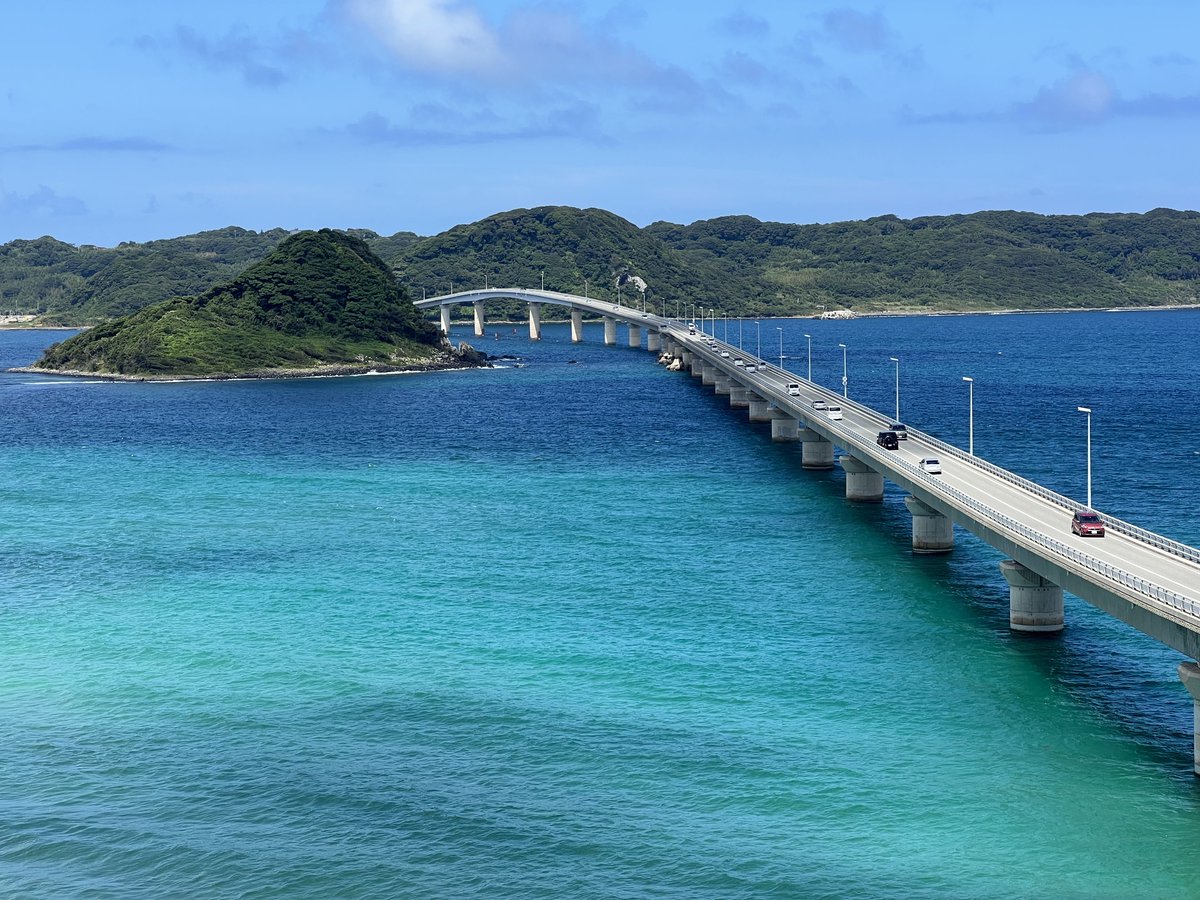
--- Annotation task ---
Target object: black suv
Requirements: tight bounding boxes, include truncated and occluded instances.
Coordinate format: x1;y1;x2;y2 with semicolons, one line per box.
876;431;899;450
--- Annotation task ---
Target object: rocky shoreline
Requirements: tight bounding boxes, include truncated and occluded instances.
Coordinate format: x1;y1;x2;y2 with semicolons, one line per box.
8;344;493;383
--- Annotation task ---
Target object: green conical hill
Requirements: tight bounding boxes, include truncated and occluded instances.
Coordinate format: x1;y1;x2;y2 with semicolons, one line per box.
33;229;443;377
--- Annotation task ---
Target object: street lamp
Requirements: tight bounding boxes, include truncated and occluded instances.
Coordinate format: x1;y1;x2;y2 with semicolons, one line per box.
1078;406;1093;508
540;270;544;291
963;377;974;455
755;321;761;360
889;356;900;422
804;334;812;381
739;318;744;350
776;327;783;368
838;343;847;397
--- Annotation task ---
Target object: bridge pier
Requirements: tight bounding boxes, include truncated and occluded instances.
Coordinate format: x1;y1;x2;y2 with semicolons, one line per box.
748;393;773;422
770;414;800;442
701;364;718;386
603;317;617;346
1178;664;1200;775
473;300;486;337
714;374;732;395
729;385;750;408
439;304;452;334
528;302;542;341
628;324;642;348
647;331;662;353
690;356;704;377
798;428;835;469
570;309;584;343
840;454;884;502
903;496;954;553
999;560;1064;633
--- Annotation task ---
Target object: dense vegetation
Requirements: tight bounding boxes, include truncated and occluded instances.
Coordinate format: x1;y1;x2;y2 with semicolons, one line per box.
4;207;1199;324
0;226;418;324
33;230;442;377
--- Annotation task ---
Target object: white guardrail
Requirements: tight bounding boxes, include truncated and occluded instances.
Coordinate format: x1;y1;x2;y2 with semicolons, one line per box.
679;329;1200;619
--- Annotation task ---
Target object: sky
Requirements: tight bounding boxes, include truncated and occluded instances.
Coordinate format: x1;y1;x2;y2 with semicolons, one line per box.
3;0;1199;246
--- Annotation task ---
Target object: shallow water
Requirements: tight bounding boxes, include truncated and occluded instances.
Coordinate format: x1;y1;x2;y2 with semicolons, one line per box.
1;310;1199;898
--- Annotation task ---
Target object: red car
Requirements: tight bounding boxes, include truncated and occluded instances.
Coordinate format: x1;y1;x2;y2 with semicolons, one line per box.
1071;510;1106;537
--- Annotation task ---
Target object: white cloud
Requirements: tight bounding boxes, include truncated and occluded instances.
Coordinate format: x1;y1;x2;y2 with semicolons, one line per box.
343;0;506;76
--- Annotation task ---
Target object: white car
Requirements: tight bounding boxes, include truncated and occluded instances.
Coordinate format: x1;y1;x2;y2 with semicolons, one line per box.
720;350;730;358
734;358;745;367
825;405;843;421
787;383;801;396
745;364;757;373
919;457;942;475
811;399;827;411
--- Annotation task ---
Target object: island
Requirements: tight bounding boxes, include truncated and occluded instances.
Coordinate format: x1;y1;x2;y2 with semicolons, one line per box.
17;229;486;380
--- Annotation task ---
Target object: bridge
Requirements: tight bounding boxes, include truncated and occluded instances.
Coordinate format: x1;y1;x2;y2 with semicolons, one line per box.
419;288;1200;773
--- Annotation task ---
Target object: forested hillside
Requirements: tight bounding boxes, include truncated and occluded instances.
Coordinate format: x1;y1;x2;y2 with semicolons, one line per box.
3;207;1198;324
31;230;441;377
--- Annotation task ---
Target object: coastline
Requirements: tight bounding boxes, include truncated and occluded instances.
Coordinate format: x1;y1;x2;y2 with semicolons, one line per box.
8;352;491;383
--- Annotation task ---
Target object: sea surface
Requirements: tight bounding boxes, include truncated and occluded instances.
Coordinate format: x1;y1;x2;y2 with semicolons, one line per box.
2;310;1199;899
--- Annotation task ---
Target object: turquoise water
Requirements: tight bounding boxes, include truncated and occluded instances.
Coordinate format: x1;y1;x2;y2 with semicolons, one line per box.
2;311;1200;898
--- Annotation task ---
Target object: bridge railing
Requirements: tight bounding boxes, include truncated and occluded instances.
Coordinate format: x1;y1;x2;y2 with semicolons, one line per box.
701;333;1200;569
828;422;1200;619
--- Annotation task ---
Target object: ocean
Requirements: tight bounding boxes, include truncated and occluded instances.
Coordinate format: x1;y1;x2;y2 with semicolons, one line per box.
1;309;1199;898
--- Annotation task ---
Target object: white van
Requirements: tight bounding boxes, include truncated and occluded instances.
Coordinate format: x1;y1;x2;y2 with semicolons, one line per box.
825;405;843;421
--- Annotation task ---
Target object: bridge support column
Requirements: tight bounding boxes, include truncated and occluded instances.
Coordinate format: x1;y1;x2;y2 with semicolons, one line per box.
999;560;1064;633
528;302;542;341
690;356;704;377
840;454;884;502
713;374;731;395
748;394;773;422
1178;664;1200;775
729;385;750;408
570;309;584;343
799;429;835;469
603;317;617;346
628;324;642;348
701;364;717;386
647;331;662;353
473;300;486;337
904;496;954;553
770;414;800;442
439;304;452;334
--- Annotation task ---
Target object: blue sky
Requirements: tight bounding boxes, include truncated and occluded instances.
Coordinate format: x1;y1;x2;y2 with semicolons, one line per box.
3;0;1198;246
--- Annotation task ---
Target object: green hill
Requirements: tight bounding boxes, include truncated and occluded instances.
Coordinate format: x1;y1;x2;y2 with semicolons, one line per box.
389;205;763;318
30;229;446;378
4;207;1200;323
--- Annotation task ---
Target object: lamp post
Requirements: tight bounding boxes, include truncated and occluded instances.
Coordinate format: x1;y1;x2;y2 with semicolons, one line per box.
739;318;744;350
776;327;783;368
804;334;812;381
724;314;728;342
838;343;847;397
755;321;761;360
889;356;900;422
1078;406;1093;508
963;377;974;455
540;271;544;291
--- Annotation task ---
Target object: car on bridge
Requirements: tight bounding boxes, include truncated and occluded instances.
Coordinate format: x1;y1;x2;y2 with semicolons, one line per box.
825;405;843;421
811;399;827;411
734;358;745;367
787;383;801;396
877;431;899;450
1072;510;1106;537
720;351;730;358
890;423;909;440
919;457;942;475
745;364;758;373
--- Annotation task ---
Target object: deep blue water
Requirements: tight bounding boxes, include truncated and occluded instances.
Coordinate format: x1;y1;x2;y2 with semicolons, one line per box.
1;310;1199;898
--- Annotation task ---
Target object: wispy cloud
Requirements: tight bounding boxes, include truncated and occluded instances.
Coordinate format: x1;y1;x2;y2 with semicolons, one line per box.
339;101;605;146
0;185;89;217
719;10;770;39
136;25;289;87
3;137;174;153
822;9;893;54
905;69;1200;131
335;0;710;105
